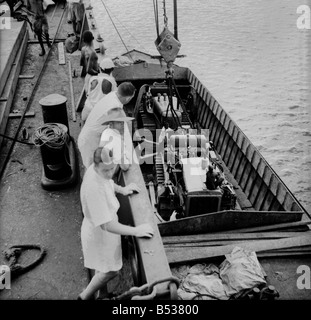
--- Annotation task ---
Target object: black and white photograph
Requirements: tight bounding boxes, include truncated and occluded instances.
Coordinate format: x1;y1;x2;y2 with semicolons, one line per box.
0;0;310;309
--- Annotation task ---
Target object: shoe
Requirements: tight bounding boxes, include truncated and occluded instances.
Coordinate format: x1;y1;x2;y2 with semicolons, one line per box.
67;20;72;24
39;50;45;56
96;292;117;300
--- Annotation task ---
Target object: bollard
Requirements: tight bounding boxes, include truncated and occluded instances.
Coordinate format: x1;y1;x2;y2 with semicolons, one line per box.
39;94;70;135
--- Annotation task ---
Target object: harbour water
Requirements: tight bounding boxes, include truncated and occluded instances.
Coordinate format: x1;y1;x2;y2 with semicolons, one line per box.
90;0;311;214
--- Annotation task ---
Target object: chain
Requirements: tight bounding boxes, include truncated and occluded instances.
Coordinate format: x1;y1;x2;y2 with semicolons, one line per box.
113;276;180;300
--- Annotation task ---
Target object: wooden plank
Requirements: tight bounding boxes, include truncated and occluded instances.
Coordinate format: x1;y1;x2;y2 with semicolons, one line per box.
269;246;311;252
58;42;66;65
68;61;76;122
165;233;311;264
227;220;311;233
28;39;66;44
76;85;86;111
162;231;305;244
257;251;311;258
9;111;35;118
165;239;311;248
18;74;35;79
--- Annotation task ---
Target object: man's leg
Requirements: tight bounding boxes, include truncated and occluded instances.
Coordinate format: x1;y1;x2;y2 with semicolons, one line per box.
79;270;118;300
67;1;72;23
42;18;51;48
72;3;83;36
36;31;46;56
45;32;52;48
72;20;77;35
75;20;81;36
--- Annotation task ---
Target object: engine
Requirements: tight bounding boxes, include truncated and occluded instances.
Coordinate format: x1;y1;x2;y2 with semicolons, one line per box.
155;128;236;221
136;84;236;222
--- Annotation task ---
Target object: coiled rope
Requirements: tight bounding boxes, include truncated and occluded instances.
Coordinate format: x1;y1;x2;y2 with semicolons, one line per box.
32;123;68;149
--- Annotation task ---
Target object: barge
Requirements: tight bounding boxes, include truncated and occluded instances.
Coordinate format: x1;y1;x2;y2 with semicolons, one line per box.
81;1;311;300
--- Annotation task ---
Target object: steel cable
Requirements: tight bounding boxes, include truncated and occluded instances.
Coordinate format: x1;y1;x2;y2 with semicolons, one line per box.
99;0;134;62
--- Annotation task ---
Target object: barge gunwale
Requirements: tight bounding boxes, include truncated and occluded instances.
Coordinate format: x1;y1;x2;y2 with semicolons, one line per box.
187;69;309;218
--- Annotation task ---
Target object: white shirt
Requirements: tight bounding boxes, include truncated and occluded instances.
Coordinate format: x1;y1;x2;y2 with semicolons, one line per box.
77;91;124;168
81;74;118;121
83;91;122;133
80;164;122;273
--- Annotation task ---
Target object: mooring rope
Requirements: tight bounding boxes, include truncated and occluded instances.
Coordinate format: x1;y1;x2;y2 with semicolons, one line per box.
99;0;134;62
32;123;68;149
101;3;148;53
153;0;160;38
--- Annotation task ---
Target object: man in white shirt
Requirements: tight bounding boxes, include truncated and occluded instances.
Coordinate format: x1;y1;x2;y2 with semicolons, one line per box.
77;82;136;169
79;147;153;300
82;57;117;122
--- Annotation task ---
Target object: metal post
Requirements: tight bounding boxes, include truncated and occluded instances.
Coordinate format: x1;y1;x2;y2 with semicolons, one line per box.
173;0;178;40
